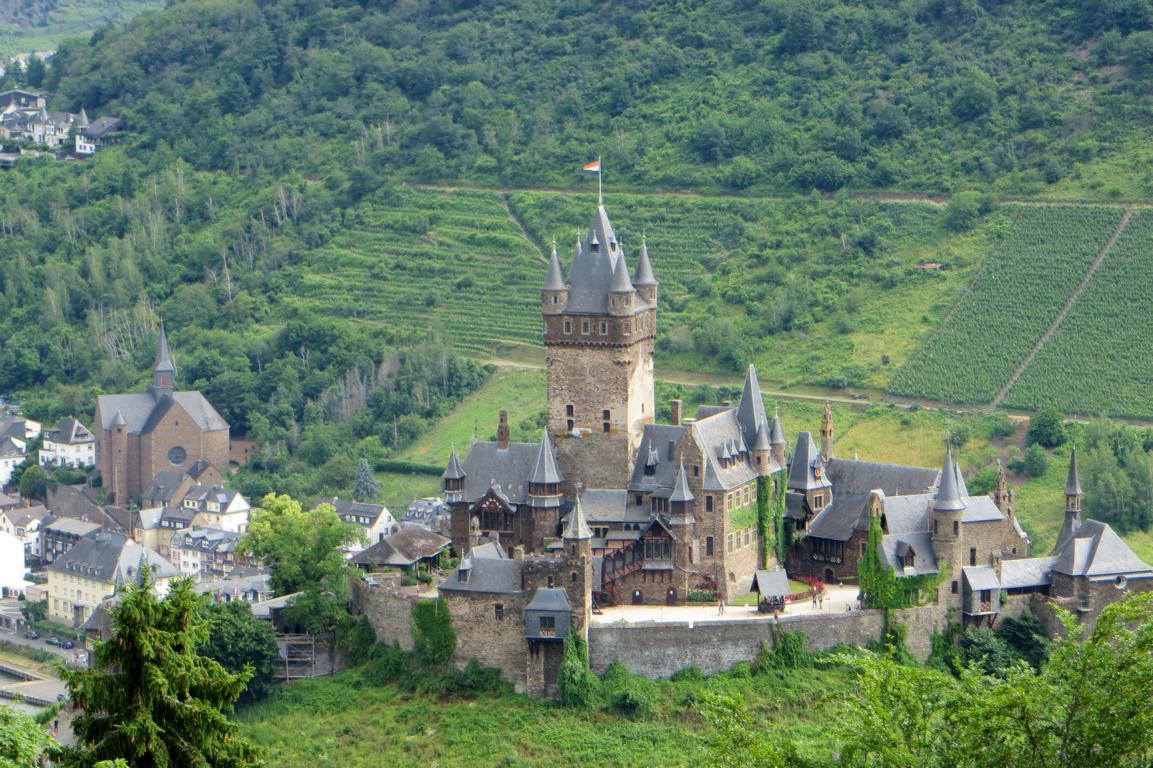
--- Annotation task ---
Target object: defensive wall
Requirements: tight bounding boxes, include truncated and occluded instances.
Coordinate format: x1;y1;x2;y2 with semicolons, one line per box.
588;604;948;678
352;575;422;651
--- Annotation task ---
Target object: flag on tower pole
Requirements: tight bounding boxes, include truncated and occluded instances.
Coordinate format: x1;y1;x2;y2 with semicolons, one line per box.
584;158;602;205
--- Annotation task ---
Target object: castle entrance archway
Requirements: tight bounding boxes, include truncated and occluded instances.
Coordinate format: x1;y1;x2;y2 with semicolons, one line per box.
823;568;835;585
666;587;677;605
632;589;644;605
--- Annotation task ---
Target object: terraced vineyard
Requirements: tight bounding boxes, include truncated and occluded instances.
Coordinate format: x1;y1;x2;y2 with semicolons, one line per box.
1003;209;1153;417
890;205;1125;404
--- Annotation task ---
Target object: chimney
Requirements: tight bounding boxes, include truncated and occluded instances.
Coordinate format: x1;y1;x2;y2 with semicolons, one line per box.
670;399;682;426
497;410;510;449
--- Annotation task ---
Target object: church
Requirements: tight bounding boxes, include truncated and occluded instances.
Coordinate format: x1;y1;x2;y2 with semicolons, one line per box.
94;327;230;506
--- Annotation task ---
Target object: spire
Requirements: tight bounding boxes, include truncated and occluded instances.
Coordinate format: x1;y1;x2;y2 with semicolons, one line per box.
442;443;465;481
934;450;966;512
770;407;786;446
111;410;127;428
609;248;634;293
78;107;89;127
634;234;657;286
736;364;769;450
670;457;694;503
563;494;593;540
995;460;1007;499
151;324;175;398
1065;446;1082;498
543;241;566;291
752;420;772;452
528;431;562;485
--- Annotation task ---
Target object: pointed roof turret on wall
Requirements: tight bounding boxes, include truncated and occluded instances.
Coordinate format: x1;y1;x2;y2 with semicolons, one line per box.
1066;446;1082;497
752;420;772;452
634;234;657;286
563;494;593;540
670;457;694;503
609;248;634;293
111;410;127;428
934;450;967;512
787;432;830;492
770;406;786;446
528;431;563;485
154;324;175;375
543;241;566;291
442;443;466;481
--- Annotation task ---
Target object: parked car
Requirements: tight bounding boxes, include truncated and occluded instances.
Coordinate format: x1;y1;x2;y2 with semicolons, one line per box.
59;640;74;649
24;630;39;639
45;637;60;646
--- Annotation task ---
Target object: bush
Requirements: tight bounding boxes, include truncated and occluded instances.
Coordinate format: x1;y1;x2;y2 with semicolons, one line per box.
362;642;410;686
1009;444;1049;478
1027;407;1068;448
670;666;704;682
609;684;654;718
411;599;456;669
754;630;811;672
557;629;600;708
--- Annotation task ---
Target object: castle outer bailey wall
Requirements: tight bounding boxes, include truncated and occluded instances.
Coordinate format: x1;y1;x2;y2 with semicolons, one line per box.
353;577;420;651
588;605;948;678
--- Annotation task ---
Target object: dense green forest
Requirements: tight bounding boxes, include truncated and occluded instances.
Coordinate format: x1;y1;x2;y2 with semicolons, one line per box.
6;0;1153;477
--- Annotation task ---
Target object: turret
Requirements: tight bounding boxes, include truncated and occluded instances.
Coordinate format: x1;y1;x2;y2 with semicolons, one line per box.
442;443;466;504
497;410;510;450
633;234;657;307
562;492;593;641
751;420;773;476
769;407;787;469
736;364;769;453
151;324;175;399
608;250;635;317
1053;448;1082;555
541;241;567;315
820;401;834;463
993;460;1014;519
669;457;695;526
526;431;564;550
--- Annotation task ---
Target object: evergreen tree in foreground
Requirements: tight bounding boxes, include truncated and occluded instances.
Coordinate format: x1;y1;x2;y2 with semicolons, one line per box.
58;570;261;768
351;458;380;502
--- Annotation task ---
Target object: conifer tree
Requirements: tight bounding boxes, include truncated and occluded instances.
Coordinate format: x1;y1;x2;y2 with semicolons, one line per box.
351;458;380;502
58;570;261;768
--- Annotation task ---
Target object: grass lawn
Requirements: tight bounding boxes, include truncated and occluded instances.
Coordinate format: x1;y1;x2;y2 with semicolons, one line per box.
377;471;443;515
0;643;59;678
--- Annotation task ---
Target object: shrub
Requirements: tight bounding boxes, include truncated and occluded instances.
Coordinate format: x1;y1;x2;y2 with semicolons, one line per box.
362;642;410;686
609;684;653;718
557;629;600;708
670;666;704;682
411;599;456;669
754;630;811;672
1027;407;1068;448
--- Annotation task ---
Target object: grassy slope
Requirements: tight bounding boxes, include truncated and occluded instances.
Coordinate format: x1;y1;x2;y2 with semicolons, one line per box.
239;667;853;767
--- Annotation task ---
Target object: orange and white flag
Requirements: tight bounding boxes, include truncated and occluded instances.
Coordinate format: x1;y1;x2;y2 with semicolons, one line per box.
583;159;601;172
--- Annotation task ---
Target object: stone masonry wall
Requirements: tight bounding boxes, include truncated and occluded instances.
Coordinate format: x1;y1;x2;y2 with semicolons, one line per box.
589;609;893;677
353;577;420;650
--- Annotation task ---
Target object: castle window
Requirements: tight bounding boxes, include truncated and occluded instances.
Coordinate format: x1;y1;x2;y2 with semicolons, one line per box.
969;547;976;566
952;520;959;535
552;295;558;304
567;419;574;431
564;320;572;334
706;496;713;513
603;409;610;420
494;604;504;620
951;581;958;594
693;465;699;478
706;537;714;556
572;571;578;582
727;534;733;552
813;494;824;508
547;576;555;588
582;320;590;334
539;615;556;636
567;404;574;417
623;322;631;335
635;493;642;505
933;519;938;535
603;422;610;433
599;320;607;335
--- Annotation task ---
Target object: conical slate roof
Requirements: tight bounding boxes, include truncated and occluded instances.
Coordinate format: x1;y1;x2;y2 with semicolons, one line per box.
752;420;772;452
442;444;466;481
736;364;769;451
1066;446;1082;497
634;236;657;286
563;205;633;313
543;242;566;291
670;458;694;503
563;494;593;540
770;407;786;446
787;432;830;492
154;325;175;374
110;410;127;427
528;432;562;485
609;247;634;292
933;451;967;512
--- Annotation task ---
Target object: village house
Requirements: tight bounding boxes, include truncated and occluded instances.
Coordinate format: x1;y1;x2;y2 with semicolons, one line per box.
40;516;101;565
314;497;396;555
0;503;49;566
39;416;96;469
168;527;245;577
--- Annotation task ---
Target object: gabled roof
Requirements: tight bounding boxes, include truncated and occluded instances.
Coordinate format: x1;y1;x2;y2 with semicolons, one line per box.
49;531;176;583
143;471;188;505
879;531;938;577
1051;519;1153;578
962;565;1001;592
806;458;939;541
44;416;93;445
97;391;228;434
319;497;392;526
440;555;519;595
627;424;686;494
351;525;450;567
0;436;24;458
692;410;758;493
751;569;791;599
2;504;48;529
44;517;101;537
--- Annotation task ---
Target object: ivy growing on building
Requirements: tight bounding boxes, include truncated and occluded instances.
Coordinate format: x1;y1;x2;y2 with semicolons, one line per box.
557;627;600;708
858;512;946;609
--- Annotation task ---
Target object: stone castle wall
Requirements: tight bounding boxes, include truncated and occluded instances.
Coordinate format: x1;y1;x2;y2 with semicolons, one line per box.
353;577;421;650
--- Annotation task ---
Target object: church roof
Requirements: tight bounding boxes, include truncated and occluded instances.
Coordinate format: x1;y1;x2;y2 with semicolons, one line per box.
154;325;175;374
1066;447;1082;497
97;391;228;435
1051;519;1153;578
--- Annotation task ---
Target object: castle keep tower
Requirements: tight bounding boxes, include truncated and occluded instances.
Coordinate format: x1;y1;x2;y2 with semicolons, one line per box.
543;205;656;488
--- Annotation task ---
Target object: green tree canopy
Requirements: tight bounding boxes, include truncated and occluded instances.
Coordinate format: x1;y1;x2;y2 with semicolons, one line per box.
58;572;260;768
1027;407;1068;448
351;458;380;502
0;706;55;768
198;600;280;702
239;493;362;632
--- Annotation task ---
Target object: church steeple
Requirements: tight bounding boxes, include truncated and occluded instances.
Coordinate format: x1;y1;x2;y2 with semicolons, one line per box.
151;324;175;399
1054;448;1082;554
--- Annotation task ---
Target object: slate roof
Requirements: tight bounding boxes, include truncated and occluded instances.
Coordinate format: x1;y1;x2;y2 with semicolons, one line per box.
751;569;791;599
1051;520;1153;578
543;244;566;290
440;554;520;595
960;496;1006;524
670;460;693;503
735;365;769;453
351;526;450;567
563;495;593;540
183;485;245;510
806;459;939;541
49;531;177;584
0;436;24;458
575;490;629;523
627;424;686;494
787;432;831;493
160;505;197;524
44;518;101;537
143;471;187;505
999;556;1056;589
43;416;93;445
933;451;966;512
82;116;123;139
171;527;240;553
693;410;758;493
525;587;572;612
879;531;938;576
442;445;465;480
962;565;1001;592
470;541;506;560
2;505;48;529
1065;447;1082;496
561;205;649;316
97;391;228;434
633;238;656;286
459;440;540;506
319;498;392;526
528;432;563;485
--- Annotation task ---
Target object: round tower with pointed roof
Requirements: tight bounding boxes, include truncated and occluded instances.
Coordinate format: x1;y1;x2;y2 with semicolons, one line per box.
633;235;658;307
541;241;567;316
931;450;966;594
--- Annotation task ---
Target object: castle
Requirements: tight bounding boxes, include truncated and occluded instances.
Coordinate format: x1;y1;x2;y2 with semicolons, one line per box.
435;201;1153;695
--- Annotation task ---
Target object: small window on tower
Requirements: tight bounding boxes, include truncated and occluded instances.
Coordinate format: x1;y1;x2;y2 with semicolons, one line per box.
953;520;959;535
582;320;590;334
624;322;632;335
599;320;607;335
494;604;504;620
706;496;713;513
564;320;572;334
603;409;610;420
566;404;574;417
